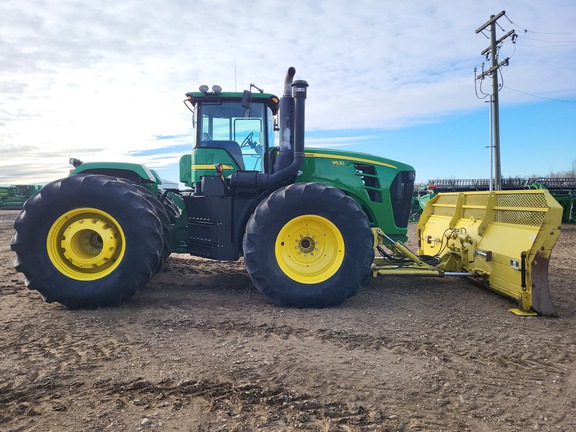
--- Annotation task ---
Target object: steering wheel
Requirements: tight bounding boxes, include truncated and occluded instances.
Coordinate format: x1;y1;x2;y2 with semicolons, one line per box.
240;132;254;148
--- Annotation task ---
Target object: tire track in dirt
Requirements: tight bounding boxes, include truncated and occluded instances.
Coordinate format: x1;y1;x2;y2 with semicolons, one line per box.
148;316;574;378
91;377;394;430
145;315;576;429
0;302;133;415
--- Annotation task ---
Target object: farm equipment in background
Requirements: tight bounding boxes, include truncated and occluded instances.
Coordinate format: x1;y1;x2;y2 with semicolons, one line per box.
0;185;42;209
525;178;575;223
410;184;434;222
412;177;575;223
10;67;564;316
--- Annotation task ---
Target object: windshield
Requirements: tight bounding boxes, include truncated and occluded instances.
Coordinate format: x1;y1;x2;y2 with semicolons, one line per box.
197;101;273;171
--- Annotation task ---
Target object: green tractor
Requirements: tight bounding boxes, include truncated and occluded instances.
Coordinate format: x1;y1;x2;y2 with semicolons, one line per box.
11;67;415;309
10;67;563;316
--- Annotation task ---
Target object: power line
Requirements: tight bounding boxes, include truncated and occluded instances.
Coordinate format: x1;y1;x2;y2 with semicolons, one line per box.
516;41;576;48
519;35;576;44
503;14;576;36
503;86;576;104
474;67;490;100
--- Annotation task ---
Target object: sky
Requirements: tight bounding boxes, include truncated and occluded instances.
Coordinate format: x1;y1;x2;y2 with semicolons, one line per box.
1;0;575;185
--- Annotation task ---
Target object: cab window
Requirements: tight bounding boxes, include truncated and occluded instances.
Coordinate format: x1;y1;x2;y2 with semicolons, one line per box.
199;101;268;171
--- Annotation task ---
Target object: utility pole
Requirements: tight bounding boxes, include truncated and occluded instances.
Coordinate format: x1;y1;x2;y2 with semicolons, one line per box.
488;95;493;190
476;11;514;191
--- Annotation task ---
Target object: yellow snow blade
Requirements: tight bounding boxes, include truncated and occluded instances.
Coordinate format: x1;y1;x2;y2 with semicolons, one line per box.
417;190;563;316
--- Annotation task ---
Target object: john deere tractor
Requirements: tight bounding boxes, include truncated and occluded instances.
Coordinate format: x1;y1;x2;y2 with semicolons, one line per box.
11;67;563;315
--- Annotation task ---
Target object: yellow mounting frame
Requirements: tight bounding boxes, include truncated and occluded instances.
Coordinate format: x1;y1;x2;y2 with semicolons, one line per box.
372;190;563;316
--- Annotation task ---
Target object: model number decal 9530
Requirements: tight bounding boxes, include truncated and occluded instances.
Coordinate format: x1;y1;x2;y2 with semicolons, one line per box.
303;152;398;169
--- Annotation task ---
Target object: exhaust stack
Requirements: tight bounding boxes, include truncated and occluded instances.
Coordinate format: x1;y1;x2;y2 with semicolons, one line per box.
274;67;296;172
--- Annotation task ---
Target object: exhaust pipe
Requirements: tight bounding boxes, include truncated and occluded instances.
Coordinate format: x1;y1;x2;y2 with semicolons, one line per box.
280;79;308;178
274;67;296;172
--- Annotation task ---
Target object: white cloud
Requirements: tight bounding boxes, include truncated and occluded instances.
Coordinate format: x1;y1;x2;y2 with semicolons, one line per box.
1;0;575;183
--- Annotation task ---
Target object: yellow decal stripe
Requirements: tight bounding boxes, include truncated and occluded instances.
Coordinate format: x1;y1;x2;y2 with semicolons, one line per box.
192;164;235;170
304;152;397;169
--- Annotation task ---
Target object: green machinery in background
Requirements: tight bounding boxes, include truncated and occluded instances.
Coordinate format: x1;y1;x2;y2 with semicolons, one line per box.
0;185;42;210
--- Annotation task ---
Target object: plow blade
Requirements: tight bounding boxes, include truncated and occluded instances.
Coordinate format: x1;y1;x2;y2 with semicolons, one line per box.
417;190;563;316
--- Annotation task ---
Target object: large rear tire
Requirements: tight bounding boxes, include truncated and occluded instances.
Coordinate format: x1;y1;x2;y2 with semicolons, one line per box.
11;174;164;309
243;183;374;307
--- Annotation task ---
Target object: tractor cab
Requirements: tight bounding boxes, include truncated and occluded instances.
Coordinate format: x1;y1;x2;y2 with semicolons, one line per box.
181;86;280;188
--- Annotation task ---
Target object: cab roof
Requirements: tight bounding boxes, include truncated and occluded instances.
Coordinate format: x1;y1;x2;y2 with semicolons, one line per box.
184;91;279;114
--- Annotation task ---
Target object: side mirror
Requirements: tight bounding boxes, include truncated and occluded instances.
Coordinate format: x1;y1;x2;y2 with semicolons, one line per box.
241;90;252;109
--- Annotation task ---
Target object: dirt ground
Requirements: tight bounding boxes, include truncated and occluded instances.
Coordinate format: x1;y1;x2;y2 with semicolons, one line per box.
0;209;574;432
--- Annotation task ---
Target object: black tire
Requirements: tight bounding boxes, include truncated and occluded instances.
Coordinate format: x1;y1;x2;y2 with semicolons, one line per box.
151;199;172;268
243;182;374;307
11;174;164;309
115;178;172;270
161;192;183;224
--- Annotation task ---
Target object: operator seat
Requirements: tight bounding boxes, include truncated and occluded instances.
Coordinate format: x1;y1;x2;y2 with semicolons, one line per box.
199;140;245;170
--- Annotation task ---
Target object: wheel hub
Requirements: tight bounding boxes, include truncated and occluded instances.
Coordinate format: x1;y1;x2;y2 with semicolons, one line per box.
296;236;316;254
275;214;345;284
47;208;126;281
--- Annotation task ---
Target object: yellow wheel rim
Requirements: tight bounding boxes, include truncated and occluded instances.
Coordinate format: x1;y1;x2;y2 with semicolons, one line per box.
275;214;345;284
47;208;126;281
